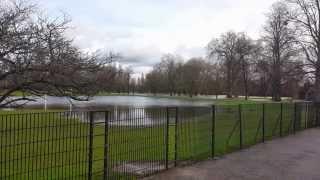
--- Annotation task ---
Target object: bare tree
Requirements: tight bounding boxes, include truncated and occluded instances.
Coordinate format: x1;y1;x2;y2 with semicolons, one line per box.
208;31;240;98
95;54;123;93
0;1;37;106
198;61;214;95
125;67;133;94
263;1;297;101
285;0;320;102
182;58;204;97
0;1;110;107
211;63;224;99
235;33;255;100
145;68;163;95
159;54;182;96
251;40;272;97
208;31;254;98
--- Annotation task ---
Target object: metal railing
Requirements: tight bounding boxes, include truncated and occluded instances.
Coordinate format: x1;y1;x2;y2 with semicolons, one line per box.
0;102;319;179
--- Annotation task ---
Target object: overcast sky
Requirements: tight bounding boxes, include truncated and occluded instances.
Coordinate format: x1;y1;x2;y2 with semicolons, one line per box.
38;0;278;76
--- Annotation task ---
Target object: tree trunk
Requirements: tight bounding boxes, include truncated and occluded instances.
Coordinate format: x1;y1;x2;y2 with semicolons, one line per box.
241;58;249;100
314;64;320;102
227;68;233;98
272;48;282;102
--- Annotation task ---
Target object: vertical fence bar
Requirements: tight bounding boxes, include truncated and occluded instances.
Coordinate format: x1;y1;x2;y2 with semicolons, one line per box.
174;107;178;167
0;115;3;179
293;103;297;134
262;104;265;143
239;104;243;149
315;103;318;127
104;111;109;180
305;103;308;129
88;112;94;180
280;103;283;137
316;103;318;128
316;103;320;127
318;103;320;127
165;107;170;169
211;105;216;158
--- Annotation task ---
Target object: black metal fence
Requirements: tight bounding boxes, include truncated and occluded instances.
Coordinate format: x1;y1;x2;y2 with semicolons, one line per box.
0;111;108;179
0;102;319;179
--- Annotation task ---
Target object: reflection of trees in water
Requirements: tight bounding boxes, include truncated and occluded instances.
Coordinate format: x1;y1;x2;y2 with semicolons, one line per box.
109;107;167;127
70;106;212;127
111;106;212;126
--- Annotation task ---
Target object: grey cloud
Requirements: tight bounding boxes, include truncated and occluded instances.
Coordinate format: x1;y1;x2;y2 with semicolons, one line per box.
119;53;161;69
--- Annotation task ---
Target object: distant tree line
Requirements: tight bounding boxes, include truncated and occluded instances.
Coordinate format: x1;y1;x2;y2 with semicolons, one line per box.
100;0;320;102
95;64;134;94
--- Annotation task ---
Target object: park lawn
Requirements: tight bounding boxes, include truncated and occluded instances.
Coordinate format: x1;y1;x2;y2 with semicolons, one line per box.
0;103;309;179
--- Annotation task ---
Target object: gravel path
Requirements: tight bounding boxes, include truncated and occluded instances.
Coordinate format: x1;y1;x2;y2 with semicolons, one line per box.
143;128;320;180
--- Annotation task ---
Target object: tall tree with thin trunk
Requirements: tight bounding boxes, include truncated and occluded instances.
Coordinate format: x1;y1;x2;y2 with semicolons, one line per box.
159;54;182;96
235;33;255;100
263;2;296;101
208;31;240;98
182;58;204;97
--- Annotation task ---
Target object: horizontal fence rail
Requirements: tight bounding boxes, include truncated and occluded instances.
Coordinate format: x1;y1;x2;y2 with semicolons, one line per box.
0;102;319;179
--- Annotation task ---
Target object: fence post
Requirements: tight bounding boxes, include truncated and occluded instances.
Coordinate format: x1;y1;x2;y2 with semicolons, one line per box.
239;104;243;149
103;111;109;180
211;105;216;158
315;103;318;127
280;103;283;137
316;103;320;127
262;104;265;143
165;107;169;169
293;103;297;134
174;107;178;167
88;112;94;180
305;103;308;129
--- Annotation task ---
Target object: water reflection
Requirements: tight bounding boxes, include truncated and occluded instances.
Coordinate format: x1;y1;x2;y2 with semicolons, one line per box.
23;96;214;110
10;95;214;127
82;107;167;127
71;106;212;127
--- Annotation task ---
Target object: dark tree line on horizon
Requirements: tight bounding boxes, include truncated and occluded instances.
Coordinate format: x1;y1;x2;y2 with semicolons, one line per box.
2;0;320;108
105;0;320;102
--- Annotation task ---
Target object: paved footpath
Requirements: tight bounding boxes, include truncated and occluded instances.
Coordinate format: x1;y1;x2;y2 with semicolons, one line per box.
143;128;320;180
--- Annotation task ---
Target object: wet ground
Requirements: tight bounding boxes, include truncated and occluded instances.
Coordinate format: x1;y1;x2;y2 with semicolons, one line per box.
143;128;320;180
22;95;214;109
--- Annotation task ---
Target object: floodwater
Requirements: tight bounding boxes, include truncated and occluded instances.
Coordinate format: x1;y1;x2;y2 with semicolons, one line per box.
11;95;214;126
23;95;214;110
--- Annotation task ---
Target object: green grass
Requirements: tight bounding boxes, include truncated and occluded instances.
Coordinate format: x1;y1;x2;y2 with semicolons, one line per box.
0;91;31;97
0;103;312;179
